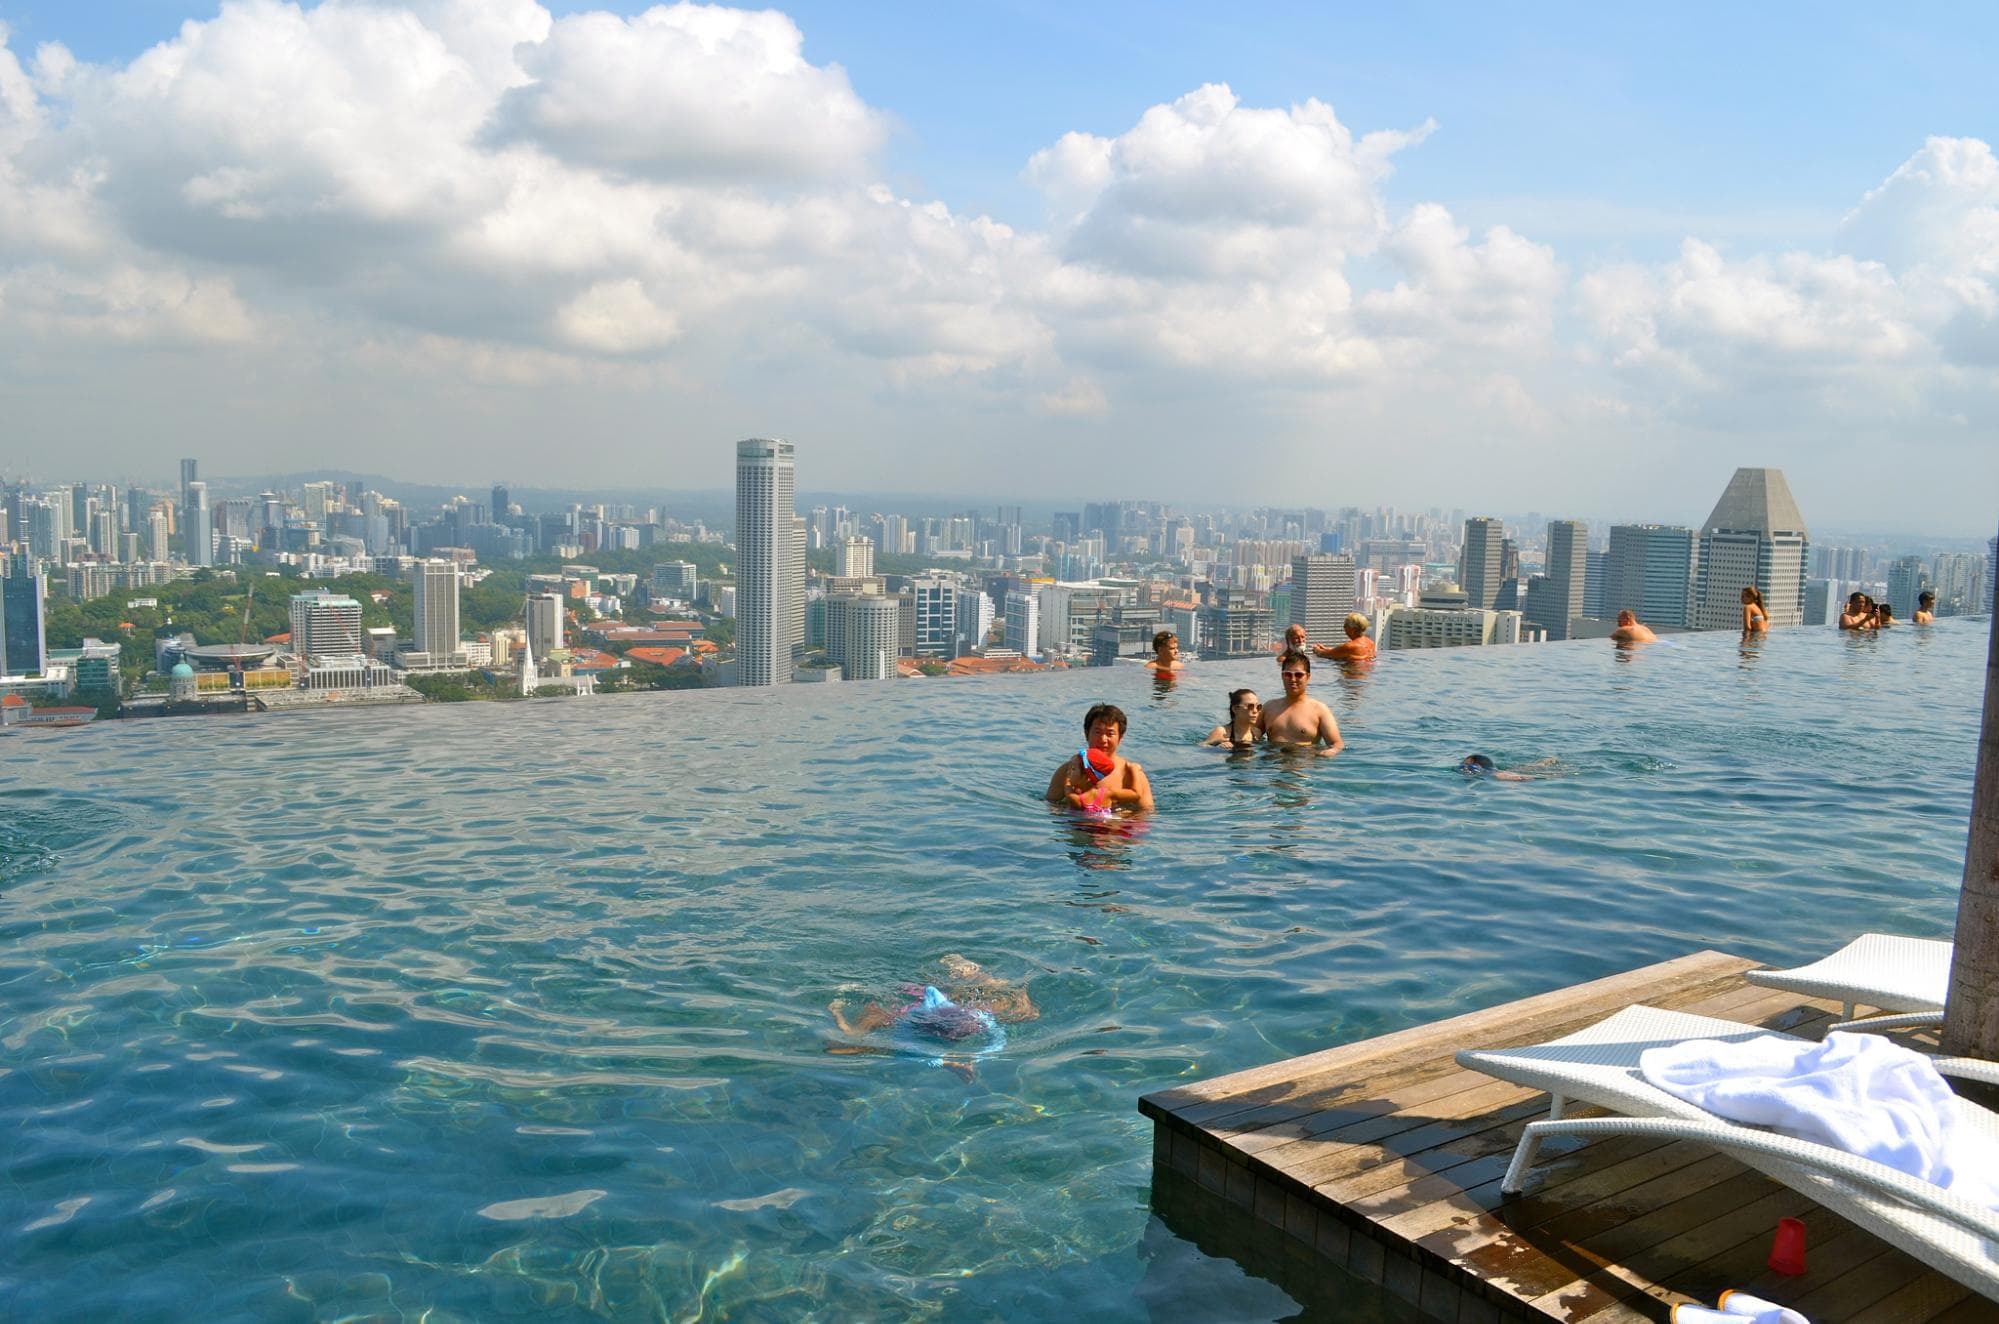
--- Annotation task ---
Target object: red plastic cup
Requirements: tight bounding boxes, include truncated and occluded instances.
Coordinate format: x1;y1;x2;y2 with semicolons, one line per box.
1767;1216;1807;1275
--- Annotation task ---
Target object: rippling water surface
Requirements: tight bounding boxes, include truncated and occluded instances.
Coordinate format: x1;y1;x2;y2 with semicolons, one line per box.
0;620;1986;1320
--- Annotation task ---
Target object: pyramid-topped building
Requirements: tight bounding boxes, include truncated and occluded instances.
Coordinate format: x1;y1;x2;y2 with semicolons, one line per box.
1694;467;1810;629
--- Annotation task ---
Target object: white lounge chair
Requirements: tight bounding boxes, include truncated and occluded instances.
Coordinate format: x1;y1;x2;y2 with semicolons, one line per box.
1456;1004;1999;1299
1743;932;1951;1033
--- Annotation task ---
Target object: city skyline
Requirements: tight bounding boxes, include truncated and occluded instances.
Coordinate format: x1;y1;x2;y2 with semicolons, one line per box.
0;4;1994;532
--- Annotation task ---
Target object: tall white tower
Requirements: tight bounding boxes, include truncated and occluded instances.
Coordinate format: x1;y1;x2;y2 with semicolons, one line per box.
734;438;796;687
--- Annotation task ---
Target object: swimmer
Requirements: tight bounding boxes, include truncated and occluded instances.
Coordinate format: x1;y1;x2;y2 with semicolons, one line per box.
1046;703;1155;813
1610;609;1657;645
1314;612;1377;663
1148;630;1184;674
1259;650;1343;753
1203;689;1264;747
827;955;1036;1081
1874;601;1895;628
1458;754;1561;782
1914;591;1935;625
1839;593;1874;631
1740;587;1768;634
1280;622;1307;654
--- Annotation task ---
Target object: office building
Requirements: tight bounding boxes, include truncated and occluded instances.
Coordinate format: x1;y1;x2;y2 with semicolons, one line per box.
910;578;957;657
653;561;698;600
1;564;46;675
526;593;566;658
1533;520;1587;640
836;536;875;579
1884;556;1930;619
1603;525;1695;627
790;516;807;661
1288;553;1358;645
1693;468;1809;629
288;590;363;659
733;437;796;686
1803;579;1833;627
491;484;510;518
1457;517;1504;610
184;480;212;567
1003;590;1040;657
955;586;995;655
411;560;462;660
1930;552;1985;617
826;591;898;680
1382;589;1534;649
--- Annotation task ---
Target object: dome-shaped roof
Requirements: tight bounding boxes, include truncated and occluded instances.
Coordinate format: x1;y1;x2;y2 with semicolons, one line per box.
170;662;196;678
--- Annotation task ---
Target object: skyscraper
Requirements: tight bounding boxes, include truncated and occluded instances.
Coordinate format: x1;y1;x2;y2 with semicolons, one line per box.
1;562;47;676
910;577;958;657
790;515;807;662
491;484;511;518
734;437;796;687
411;560;462;659
1533;520;1587;640
1289;553;1358;643
1885;556;1930;619
288;590;363;659
526;593;565;658
836;536;874;579
1604;525;1695;627
826;591;898;680
1458;517;1504;610
1694;468;1809;629
184;480;213;567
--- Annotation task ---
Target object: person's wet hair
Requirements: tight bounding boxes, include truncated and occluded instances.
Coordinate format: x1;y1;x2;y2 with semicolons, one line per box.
1460;754;1496;773
1919;592;1935;608
1152;630;1175;650
1083;703;1127;736
1278;648;1311;675
1228;689;1258;715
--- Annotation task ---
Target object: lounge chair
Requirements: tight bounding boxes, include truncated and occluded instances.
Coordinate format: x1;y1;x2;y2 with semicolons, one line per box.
1743;932;1951;1033
1456;1004;1999;1299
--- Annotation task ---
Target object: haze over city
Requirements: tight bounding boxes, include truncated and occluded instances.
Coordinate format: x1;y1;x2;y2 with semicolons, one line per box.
0;1;1994;533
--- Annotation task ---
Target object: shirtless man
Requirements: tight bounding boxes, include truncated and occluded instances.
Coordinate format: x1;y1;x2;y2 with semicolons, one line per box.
1258;650;1343;753
1046;703;1156;812
1281;622;1307;653
1314;613;1376;663
1148;630;1184;673
1609;609;1656;645
1915;592;1936;625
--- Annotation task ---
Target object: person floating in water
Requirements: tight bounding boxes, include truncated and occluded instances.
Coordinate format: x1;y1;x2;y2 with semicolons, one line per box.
1046;703;1155;813
1203;688;1264;747
1458;754;1562;782
1740;587;1768;635
1148;630;1184;675
1314;613;1376;664
1610;609;1657;645
827;954;1036;1081
1260;650;1343;754
1915;591;1936;624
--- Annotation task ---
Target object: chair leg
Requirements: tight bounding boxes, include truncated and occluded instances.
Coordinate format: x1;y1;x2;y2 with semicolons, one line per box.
1502;1095;1565;1196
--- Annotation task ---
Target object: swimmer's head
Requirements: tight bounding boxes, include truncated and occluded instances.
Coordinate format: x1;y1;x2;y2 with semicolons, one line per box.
1228;688;1260;718
1848;592;1867;609
1284;623;1306;649
1616;609;1637;626
1083;703;1128;738
1740;586;1763;607
1343;613;1370;639
1458;754;1496;776
1919;591;1935;609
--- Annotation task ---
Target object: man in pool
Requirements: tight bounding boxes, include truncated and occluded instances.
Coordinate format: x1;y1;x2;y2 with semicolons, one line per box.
1313;613;1376;663
1915;591;1936;624
1280;622;1307;653
1610;609;1657;645
1148;630;1184;673
1046;702;1156;812
1259;650;1343;753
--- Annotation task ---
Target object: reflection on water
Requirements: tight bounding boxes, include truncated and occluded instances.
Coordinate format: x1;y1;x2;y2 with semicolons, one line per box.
0;619;1986;1320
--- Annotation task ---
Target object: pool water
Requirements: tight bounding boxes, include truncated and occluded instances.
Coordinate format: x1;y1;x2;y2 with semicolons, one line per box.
0;620;1986;1320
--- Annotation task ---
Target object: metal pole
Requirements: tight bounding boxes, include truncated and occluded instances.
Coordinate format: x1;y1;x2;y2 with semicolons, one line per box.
1942;530;1999;1060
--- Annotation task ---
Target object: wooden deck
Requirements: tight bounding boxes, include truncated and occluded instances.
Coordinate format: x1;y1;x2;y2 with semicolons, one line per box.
1139;950;1991;1323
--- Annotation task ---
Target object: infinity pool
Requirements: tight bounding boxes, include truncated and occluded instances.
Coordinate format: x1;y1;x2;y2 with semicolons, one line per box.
0;620;1985;1320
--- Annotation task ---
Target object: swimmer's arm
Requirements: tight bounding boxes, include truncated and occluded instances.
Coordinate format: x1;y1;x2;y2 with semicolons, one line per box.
1045;762;1076;805
1127;762;1155;812
1317;706;1344;754
1202;725;1228;747
1311;643;1338;659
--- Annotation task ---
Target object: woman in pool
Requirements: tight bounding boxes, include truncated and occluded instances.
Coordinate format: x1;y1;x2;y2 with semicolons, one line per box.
1740;586;1768;634
1203;689;1264;748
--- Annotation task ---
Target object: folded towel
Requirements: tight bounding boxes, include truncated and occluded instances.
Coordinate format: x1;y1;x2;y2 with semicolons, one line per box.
1672;1291;1809;1324
1639;1031;1999;1208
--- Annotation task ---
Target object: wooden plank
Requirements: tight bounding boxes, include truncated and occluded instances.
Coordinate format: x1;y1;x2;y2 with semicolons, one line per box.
1142;955;1980;1324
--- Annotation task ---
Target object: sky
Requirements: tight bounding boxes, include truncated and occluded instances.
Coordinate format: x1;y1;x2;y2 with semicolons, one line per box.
0;2;1994;534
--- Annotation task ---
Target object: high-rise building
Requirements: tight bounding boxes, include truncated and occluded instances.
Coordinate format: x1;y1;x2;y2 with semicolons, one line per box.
526;593;565;658
1289;553;1358;644
790;516;807;661
955;585;995;655
910;578;958;657
147;511;170;563
826;591;898;680
1930;552;1984;617
836;536;874;579
652;561;698;600
734;437;796;687
184;480;212;567
491;484;511;518
1003;590;1039;656
1;563;47;676
1885;556;1930;620
288;590;363;659
1604;525;1695;627
1694;468;1809;629
1457;517;1504;610
1530;520;1588;641
411;560;462;659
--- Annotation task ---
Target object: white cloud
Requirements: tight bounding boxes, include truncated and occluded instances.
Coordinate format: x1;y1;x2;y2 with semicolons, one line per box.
0;5;1991;527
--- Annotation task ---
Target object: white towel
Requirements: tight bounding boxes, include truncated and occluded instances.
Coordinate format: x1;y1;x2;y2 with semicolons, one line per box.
1639;1031;1999;1209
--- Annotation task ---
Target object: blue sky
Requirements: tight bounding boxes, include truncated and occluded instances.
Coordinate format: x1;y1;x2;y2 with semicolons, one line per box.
14;0;1992;253
0;1;1993;531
